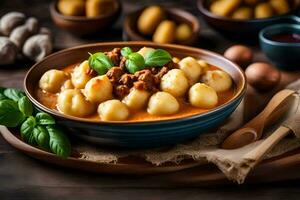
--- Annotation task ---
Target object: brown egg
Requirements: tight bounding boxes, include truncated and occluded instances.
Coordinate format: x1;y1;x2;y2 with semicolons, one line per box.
245;62;281;91
224;45;253;69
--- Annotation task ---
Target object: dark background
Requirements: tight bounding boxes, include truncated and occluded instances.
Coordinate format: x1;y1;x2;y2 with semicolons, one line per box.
1;1;300;200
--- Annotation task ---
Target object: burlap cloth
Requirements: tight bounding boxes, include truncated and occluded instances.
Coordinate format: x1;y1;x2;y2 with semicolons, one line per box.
75;80;300;184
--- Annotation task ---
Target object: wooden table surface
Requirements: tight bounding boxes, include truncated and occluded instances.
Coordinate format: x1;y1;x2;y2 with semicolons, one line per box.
1;0;300;199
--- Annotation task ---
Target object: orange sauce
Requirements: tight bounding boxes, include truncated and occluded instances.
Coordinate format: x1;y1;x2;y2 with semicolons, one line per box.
36;63;235;122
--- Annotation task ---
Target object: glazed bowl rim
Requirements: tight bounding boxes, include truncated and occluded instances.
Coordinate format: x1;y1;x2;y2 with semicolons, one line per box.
24;41;246;125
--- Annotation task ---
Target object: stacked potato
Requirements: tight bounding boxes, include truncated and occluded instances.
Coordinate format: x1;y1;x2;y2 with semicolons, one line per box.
137;6;193;44
209;0;297;20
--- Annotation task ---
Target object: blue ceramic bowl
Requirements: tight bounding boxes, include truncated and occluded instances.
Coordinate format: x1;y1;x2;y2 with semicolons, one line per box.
259;24;300;71
24;42;246;149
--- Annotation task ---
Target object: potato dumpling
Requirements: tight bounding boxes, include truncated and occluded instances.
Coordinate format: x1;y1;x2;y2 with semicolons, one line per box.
57;0;85;16
137;6;165;35
197;59;210;73
137;47;155;58
210;0;241;17
57;89;95;117
189;83;218;109
39;69;68;93
232;7;253;20
122;88;150;110
255;3;274;19
84;75;113;103
61;79;74;91
71;60;93;89
201;70;233;92
86;0;117;18
147;92;179;116
98;100;129;121
178;57;202;85
160;69;189;97
270;0;290;15
175;23;192;42
153;20;176;44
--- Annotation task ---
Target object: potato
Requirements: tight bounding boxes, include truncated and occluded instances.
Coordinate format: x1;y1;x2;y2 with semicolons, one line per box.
210;0;241;17
98;100;129;121
57;89;95;117
86;0;117;18
189;83;218;109
178;57;202;85
175;23;192;42
71;60;94;89
172;57;180;64
232;7;253;19
84;75;113;103
39;69;68;93
270;0;290;15
122;88;150;110
255;3;274;18
197;60;210;73
57;0;85;16
201;70;232;92
61;79;74;91
137;47;155;58
137;6;165;35
160;69;189;97
153;20;176;44
147;92;179;116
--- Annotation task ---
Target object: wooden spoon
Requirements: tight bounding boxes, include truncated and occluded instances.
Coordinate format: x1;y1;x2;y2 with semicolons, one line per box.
222;89;296;149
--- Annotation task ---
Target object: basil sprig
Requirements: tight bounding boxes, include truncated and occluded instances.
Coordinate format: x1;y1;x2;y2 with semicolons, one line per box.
126;53;146;74
88;52;114;75
121;47;133;58
144;49;172;67
0;88;71;158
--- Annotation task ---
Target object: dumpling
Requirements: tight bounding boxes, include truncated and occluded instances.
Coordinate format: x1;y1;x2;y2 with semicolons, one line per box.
137;47;155;58
178;57;202;85
201;70;232;92
39;69;68;93
189;83;218;109
98;100;129;121
84;75;113;104
61;79;74;91
71;60;94;89
197;59;210;73
57;89;95;117
147;92;179;116
160;69;189;97
122;88;150;110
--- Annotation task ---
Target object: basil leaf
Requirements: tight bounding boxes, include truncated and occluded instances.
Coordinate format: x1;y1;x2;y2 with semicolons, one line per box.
0;100;25;127
4;88;25;102
20;116;36;145
47;125;71;158
0;93;7;101
121;47;132;58
18;96;33;117
36;112;55;125
145;49;172;67
125;53;145;74
88;52;113;75
33;125;50;150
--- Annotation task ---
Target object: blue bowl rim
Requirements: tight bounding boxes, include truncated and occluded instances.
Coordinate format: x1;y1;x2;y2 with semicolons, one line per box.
24;41;246;126
259;23;300;47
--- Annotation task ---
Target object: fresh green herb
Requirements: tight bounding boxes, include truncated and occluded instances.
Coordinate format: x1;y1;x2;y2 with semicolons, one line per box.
18;96;33;117
144;49;172;67
0;100;25;127
20;116;36;145
47;125;71;158
36;112;55;125
33;125;50;150
88;52;113;75
125;53;145;74
3;88;25;102
0;93;7;101
121;47;133;58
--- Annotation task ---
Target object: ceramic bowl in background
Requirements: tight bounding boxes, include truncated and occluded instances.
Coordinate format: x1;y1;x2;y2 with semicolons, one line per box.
50;0;121;36
123;7;200;46
259;24;300;71
24;42;246;149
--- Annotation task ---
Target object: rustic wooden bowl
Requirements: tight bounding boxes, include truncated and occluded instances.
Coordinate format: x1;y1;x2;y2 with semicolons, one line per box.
123;7;200;46
50;0;121;36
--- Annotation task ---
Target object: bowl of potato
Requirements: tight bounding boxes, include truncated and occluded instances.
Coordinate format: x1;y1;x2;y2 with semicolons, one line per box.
124;6;200;45
198;0;300;39
50;0;121;35
24;41;246;148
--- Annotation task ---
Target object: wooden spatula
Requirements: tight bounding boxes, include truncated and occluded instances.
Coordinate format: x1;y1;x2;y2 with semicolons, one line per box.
222;89;296;149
